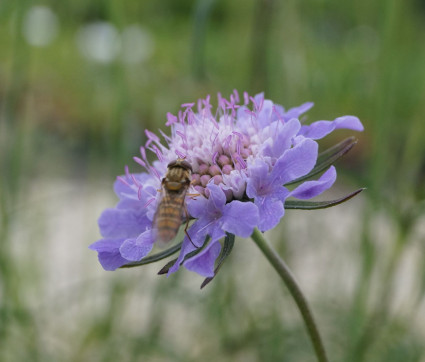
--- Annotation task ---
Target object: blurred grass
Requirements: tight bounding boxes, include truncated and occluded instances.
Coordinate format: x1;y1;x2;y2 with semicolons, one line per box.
1;0;425;361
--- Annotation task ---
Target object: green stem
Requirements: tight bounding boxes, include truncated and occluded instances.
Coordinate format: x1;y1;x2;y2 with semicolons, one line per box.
251;228;329;362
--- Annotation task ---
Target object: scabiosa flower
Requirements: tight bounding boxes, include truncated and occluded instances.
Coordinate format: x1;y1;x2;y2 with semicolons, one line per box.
90;91;363;283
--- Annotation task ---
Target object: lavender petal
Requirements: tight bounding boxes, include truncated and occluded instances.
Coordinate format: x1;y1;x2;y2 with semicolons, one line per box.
257;197;285;232
300;115;363;140
89;238;128;271
98;208;149;239
222;200;259;237
119;230;155;261
289;166;337;200
272;138;318;185
183;240;222;277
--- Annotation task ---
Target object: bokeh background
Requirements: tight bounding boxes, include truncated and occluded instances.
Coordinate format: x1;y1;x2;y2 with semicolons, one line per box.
1;0;425;361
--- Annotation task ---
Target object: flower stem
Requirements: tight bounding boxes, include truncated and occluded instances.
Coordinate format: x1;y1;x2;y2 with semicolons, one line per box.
251;228;329;362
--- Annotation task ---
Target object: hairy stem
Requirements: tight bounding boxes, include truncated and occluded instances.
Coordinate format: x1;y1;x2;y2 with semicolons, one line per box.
251;228;329;362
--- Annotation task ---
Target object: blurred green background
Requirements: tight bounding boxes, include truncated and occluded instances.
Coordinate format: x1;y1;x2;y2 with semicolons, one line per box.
1;0;425;361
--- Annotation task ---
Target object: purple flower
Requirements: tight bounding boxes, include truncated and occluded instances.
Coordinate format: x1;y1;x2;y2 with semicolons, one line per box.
246;137;319;231
90;91;363;280
168;183;259;277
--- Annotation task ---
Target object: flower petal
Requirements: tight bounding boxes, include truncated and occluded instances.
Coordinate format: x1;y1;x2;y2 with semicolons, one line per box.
262;118;301;158
188;218;222;247
246;159;271;199
333;115;364;131
167;217;225;276
89;238;128;271
289;166;337;200
256;197;285;232
271;138;318;185
300;116;363;139
183;240;222;277
98;208;148;239
98;252;129;271
187;194;209;219
89;238;122;252
254;92;265;104
221;170;246;199
119;230;155;261
222;200;259;237
209;224;227;243
207;183;227;211
256;100;274;128
167;219;213;275
283;102;314;120
167;238;196;275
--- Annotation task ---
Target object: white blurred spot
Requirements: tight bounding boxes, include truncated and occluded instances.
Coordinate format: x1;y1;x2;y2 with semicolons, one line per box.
76;22;121;63
344;25;380;64
121;25;154;64
22;6;59;47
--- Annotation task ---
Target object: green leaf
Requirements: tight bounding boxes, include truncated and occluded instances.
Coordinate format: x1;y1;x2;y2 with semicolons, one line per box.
284;188;365;210
285;137;358;186
120;242;183;269
200;233;235;289
157;236;210;275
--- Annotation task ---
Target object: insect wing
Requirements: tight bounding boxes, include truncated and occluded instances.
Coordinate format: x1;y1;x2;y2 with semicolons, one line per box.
152;187;188;247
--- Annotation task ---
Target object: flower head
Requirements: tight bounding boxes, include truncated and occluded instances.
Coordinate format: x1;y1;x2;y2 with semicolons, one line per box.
90;91;363;281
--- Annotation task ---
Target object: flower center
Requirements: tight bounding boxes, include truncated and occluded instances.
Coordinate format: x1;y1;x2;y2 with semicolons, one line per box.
189;135;253;200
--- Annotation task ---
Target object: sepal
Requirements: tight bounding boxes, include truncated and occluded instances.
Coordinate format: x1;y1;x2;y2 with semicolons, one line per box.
284;188;364;210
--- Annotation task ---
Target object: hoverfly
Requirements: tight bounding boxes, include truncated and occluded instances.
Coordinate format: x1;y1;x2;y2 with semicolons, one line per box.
153;158;194;247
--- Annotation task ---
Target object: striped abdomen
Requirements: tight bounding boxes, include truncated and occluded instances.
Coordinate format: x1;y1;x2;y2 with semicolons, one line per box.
154;190;187;245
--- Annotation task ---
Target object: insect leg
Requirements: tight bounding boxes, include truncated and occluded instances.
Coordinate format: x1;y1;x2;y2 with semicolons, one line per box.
184;205;198;248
